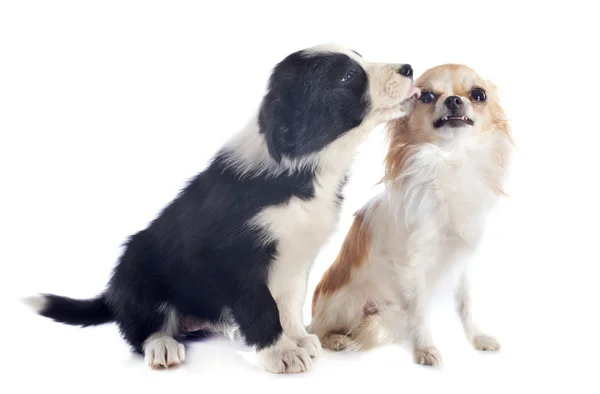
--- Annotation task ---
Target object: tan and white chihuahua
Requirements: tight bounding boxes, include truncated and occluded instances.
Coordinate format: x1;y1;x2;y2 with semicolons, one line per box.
309;64;513;367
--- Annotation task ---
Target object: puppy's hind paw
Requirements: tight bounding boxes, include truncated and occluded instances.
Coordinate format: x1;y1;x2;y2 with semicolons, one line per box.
144;336;185;369
297;334;322;358
414;347;442;367
472;334;501;351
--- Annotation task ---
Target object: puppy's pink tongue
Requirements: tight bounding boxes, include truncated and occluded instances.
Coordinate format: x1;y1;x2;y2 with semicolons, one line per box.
410;86;421;99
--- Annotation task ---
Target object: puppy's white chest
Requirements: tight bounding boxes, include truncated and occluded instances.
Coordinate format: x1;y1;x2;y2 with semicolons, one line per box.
275;194;339;240
253;173;342;248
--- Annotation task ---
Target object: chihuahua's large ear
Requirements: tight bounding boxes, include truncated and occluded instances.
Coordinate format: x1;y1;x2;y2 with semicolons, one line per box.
485;79;511;137
258;93;296;163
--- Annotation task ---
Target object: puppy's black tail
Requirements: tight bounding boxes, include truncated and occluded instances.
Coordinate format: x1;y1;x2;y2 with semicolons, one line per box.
23;293;113;327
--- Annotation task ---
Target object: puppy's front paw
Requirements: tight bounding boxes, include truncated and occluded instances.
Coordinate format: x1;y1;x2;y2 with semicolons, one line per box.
414;347;442;367
297;334;322;358
472;334;500;351
259;345;312;374
144;336;185;369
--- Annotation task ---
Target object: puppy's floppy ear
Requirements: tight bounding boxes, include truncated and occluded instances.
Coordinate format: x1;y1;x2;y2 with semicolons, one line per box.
258;93;296;163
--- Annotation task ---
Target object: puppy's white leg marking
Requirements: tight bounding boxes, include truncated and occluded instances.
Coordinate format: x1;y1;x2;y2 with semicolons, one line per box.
257;333;312;374
398;256;442;367
143;334;185;369
455;273;501;351
275;282;323;357
269;256;322;358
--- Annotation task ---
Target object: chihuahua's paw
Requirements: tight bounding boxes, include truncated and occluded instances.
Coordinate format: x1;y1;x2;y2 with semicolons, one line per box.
472;334;501;351
414;347;442;367
321;333;353;351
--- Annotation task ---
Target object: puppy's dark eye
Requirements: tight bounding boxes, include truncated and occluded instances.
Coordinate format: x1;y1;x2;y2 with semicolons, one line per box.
420;91;435;104
341;70;356;82
470;88;487;102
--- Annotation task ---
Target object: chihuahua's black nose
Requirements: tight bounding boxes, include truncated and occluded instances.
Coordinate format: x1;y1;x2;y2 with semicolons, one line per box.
444;96;463;111
398;64;413;78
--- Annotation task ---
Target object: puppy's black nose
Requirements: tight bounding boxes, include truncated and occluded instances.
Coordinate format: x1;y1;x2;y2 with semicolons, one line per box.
398;64;413;78
444;96;463;111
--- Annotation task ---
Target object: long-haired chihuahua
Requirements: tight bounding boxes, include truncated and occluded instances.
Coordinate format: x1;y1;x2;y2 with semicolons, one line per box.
308;64;513;367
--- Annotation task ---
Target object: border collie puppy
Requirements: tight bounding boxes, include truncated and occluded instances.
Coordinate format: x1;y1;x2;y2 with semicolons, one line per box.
24;44;420;373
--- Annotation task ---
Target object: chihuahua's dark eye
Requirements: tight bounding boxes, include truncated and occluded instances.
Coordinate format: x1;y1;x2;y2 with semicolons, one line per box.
420;91;435;103
470;88;487;102
341;70;356;82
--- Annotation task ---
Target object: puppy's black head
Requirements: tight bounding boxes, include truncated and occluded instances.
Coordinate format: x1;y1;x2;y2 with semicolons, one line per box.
258;49;369;162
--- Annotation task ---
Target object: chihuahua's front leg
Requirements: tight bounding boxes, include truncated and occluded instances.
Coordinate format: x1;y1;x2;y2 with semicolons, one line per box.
396;239;442;367
455;271;500;351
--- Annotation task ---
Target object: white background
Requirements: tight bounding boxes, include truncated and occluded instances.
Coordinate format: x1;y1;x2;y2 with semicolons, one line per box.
1;1;598;393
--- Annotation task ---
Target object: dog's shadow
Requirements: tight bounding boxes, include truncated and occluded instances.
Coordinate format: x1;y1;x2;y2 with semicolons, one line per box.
123;331;401;375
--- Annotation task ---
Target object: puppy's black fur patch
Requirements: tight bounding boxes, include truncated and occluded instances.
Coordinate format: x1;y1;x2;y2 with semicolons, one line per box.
32;48;370;355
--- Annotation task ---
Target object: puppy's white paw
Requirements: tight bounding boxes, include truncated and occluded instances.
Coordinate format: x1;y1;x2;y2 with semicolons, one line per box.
414;347;442;367
258;336;312;374
472;334;501;351
144;336;185;369
296;334;322;358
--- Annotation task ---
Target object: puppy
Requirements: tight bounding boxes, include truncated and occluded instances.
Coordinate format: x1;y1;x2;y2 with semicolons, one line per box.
23;44;420;373
309;64;513;367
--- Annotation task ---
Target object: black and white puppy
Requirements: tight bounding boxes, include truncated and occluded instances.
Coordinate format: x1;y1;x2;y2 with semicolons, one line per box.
24;44;419;374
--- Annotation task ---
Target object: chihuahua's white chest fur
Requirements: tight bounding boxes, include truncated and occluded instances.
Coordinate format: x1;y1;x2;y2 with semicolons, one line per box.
404;135;502;244
365;133;504;297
